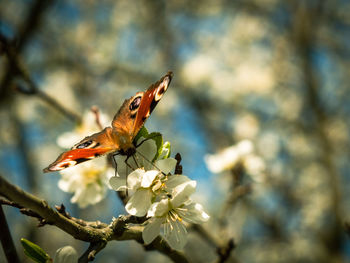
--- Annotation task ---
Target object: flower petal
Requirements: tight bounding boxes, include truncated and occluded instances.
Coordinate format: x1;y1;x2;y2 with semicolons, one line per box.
147;199;169;217
127;168;144;190
141;170;160;188
104;168;116;189
137;138;157;168
164;219;188;250
171;181;197;208
57;132;82;149
147;202;157;217
165;175;191;190
142;217;164;244
71;183;105;208
109;176;127;191
177;202;210;224
155;158;177;174
125;188;153;216
58;176;75;192
113;154;130;178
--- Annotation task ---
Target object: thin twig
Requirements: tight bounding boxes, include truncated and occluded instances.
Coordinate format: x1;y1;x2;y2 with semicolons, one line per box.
215;239;235;263
191;224;221;248
191;224;236;263
219;163;251;227
0;0;54;101
1;199;47;226
78;241;107;263
175;153;183;175
0;33;81;123
91;106;104;130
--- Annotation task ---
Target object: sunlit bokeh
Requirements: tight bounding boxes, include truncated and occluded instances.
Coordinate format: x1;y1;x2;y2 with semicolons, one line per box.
0;0;349;262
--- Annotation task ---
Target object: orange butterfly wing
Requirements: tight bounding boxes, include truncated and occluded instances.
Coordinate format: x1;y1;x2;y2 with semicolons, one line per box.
112;71;173;149
43;72;173;173
132;72;172;138
43;128;117;172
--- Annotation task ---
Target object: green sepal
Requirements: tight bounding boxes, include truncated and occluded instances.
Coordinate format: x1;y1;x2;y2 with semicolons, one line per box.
159;141;171;159
21;238;51;263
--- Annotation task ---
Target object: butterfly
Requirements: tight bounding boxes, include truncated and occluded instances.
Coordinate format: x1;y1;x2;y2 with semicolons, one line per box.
43;72;173;173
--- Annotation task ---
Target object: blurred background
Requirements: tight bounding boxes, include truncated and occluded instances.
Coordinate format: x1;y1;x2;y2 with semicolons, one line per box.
1;0;350;262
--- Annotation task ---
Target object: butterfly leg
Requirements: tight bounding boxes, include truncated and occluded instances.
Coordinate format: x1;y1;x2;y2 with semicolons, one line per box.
124;154;135;171
112;152;134;176
134;148;166;176
132;154;141;168
112;154;118;177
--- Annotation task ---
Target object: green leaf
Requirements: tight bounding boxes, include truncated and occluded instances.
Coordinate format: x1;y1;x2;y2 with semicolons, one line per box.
21;238;50;263
134;126;149;144
148;132;163;161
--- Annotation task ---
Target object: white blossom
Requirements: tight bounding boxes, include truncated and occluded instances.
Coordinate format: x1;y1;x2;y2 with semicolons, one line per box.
142;180;209;250
109;137;177;192
123;169;161;216
108;129;209;250
58;158;114;208
57;109;109;148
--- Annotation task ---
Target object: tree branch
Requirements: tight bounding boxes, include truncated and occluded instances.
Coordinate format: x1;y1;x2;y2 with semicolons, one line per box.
1;199;48;227
344;222;350;239
0;174;189;262
0;205;20;263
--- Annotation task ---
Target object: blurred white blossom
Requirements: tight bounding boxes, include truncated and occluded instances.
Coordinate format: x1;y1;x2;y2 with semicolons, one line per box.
204;140;253;173
54;246;78;263
58;158;114;208
57;109;110;148
57;109;114;208
205;140;266;182
243;154;266;183
233;113;260;140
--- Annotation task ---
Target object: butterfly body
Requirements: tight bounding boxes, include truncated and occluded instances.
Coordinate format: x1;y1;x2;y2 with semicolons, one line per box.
44;72;172;173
